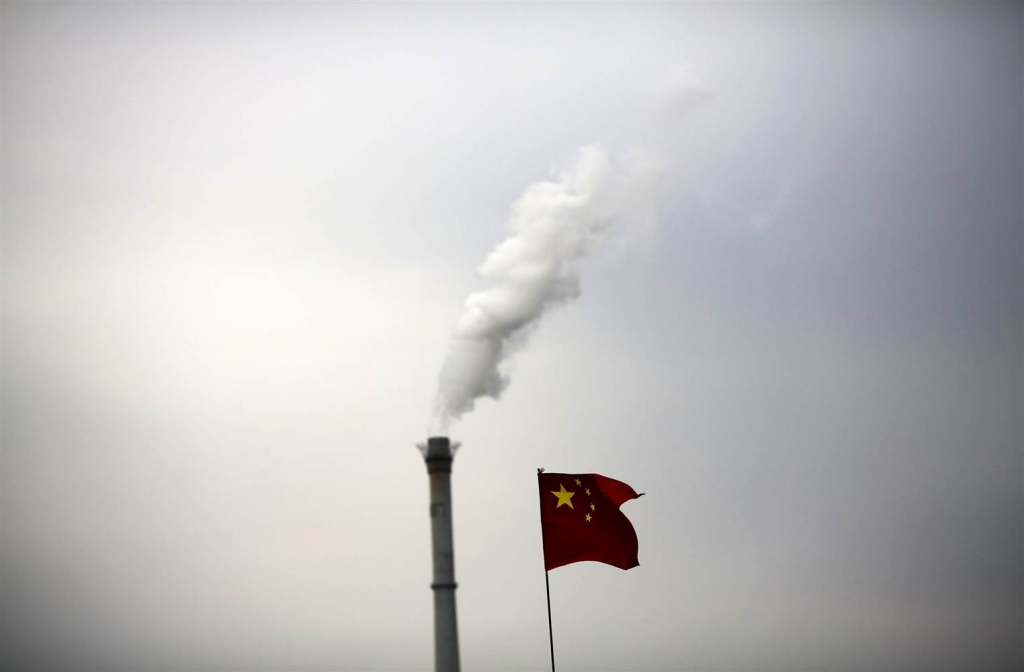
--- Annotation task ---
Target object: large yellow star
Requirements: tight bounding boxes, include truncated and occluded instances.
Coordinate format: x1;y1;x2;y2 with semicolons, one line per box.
550;483;575;509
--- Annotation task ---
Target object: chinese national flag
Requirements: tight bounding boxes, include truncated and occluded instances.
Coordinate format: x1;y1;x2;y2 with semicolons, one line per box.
538;472;642;571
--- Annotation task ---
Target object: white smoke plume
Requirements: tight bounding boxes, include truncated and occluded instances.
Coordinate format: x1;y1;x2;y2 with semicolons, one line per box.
433;144;663;431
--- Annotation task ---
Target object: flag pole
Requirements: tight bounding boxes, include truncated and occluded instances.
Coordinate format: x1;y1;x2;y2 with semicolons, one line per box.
544;569;555;672
537;468;556;672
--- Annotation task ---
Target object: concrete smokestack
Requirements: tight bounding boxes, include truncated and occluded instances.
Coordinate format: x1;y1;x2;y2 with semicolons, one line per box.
421;436;461;672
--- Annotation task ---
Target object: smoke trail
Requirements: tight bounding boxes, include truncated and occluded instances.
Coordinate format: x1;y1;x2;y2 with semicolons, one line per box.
433;145;661;430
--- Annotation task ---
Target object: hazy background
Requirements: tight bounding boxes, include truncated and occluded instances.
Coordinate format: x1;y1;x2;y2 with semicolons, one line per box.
2;2;1021;671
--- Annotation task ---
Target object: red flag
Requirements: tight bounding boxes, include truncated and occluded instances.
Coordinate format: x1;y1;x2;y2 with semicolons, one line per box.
538;472;642;571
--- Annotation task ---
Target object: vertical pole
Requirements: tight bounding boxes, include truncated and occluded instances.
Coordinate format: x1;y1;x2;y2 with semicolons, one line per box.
537;470;556;672
544;570;556;672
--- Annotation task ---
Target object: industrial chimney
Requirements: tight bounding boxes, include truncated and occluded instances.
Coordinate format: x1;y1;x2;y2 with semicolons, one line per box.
419;436;461;672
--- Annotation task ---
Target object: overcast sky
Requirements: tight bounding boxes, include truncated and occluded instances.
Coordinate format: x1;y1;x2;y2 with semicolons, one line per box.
2;3;1021;671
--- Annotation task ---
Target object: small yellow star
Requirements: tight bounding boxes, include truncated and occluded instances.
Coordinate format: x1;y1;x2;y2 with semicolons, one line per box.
590;503;595;511
550;483;575;509
585;488;591;496
575;478;582;485
585;514;592;522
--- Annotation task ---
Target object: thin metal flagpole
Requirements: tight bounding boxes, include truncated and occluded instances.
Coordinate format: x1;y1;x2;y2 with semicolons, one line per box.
537;469;556;672
544;569;556;672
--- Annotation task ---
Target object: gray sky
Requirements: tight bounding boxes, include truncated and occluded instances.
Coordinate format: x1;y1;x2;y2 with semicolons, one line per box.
2;2;1021;671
